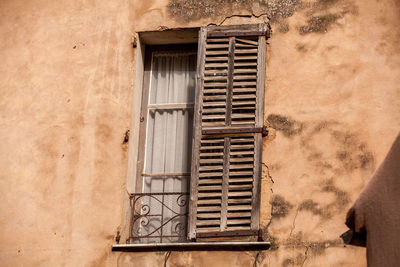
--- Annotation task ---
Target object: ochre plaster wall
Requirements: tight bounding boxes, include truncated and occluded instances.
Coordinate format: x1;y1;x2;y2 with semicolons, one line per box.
0;0;399;266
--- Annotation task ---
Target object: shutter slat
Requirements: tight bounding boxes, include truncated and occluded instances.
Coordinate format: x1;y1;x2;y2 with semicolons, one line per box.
198;185;222;190
204;76;227;81
227;219;251;225
199;166;224;171
227;212;252;217
197;213;222;219
230;157;254;162
233;75;257;80
199;179;223;185
232;88;257;93
205;57;229;62
234;62;257;67
228;177;253;181
228;198;252;204
235;49;258;54
234;55;258;61
235;43;257;48
196;220;221;226
202;108;227;113
199;173;223;178
200;158;224;164
198;206;222;212
198;192;223;198
232;81;257;86
234;69;257;74
206;50;229;56
227;205;252;211
197;199;222;205
207;38;230;43
206;44;230;49
205;63;228;68
229;185;253;191
235;38;258;46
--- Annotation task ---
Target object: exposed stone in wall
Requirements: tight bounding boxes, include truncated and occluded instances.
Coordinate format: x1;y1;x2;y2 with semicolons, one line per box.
166;0;358;35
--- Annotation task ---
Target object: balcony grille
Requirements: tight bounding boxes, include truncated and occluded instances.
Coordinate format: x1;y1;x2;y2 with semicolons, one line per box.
128;192;189;243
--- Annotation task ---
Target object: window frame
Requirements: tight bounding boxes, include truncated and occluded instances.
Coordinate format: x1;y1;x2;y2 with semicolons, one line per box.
130;44;198;244
125;24;270;246
135;44;198;193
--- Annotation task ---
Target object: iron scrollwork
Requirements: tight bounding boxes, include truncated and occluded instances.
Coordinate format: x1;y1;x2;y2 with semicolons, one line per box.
128;192;189;243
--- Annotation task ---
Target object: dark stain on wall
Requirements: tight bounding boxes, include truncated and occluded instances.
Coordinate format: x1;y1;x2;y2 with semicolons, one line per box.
298;199;328;218
263;0;302;21
278;22;290;33
267;114;304;138
282;257;296;267
167;0;357;36
322;178;350;207
167;0;303;24
284;231;342;255
301;121;375;174
305;0;340;11
167;0;253;22
283;253;308;267
299;14;341;34
296;43;308;52
333;130;374;171
298;185;349;220
271;194;293;219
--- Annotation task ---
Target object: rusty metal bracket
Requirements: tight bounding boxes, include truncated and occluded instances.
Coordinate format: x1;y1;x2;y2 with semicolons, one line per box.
262;126;268;137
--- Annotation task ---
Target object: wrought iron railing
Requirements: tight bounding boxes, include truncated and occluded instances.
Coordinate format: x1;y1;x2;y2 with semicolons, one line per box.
128;192;189;243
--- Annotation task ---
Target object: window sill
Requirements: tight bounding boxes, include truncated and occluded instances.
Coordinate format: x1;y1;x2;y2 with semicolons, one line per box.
112;241;270;252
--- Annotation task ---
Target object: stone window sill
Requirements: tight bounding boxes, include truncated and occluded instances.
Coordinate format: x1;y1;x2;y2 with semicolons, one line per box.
112;241;270;252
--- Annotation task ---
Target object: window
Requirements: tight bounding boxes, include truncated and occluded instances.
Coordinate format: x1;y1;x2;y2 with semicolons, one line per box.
129;24;269;244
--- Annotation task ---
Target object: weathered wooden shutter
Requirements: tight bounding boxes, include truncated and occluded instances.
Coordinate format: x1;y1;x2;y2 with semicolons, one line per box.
189;24;269;240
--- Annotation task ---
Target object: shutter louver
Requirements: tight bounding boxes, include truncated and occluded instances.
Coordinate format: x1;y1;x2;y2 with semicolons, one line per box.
189;24;268;240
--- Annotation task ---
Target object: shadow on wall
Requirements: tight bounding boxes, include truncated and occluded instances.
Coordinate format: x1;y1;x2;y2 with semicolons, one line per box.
263;113;374;258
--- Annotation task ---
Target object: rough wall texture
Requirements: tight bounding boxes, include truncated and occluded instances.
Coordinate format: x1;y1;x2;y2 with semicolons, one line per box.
0;0;399;266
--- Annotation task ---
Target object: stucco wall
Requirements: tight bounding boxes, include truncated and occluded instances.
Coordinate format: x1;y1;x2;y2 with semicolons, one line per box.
0;0;399;266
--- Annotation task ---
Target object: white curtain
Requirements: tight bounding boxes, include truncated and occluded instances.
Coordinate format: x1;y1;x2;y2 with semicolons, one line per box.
140;51;196;243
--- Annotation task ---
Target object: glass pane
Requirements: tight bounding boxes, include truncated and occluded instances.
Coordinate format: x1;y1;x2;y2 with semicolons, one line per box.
148;53;196;104
137;50;196;243
144;109;193;175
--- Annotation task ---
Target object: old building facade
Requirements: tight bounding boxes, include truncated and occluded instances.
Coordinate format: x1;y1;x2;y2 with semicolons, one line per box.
0;0;399;266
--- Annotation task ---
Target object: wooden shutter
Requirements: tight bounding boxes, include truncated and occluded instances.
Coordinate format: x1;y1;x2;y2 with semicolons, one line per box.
189;24;269;240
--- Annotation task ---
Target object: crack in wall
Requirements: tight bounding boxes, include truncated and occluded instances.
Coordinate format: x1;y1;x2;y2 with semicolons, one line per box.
163;251;171;267
300;246;309;267
207;12;270;27
253;251;262;267
289;207;299;238
262;162;275;184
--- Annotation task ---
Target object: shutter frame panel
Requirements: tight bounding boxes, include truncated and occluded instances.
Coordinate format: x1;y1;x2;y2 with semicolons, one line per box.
189;24;269;241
